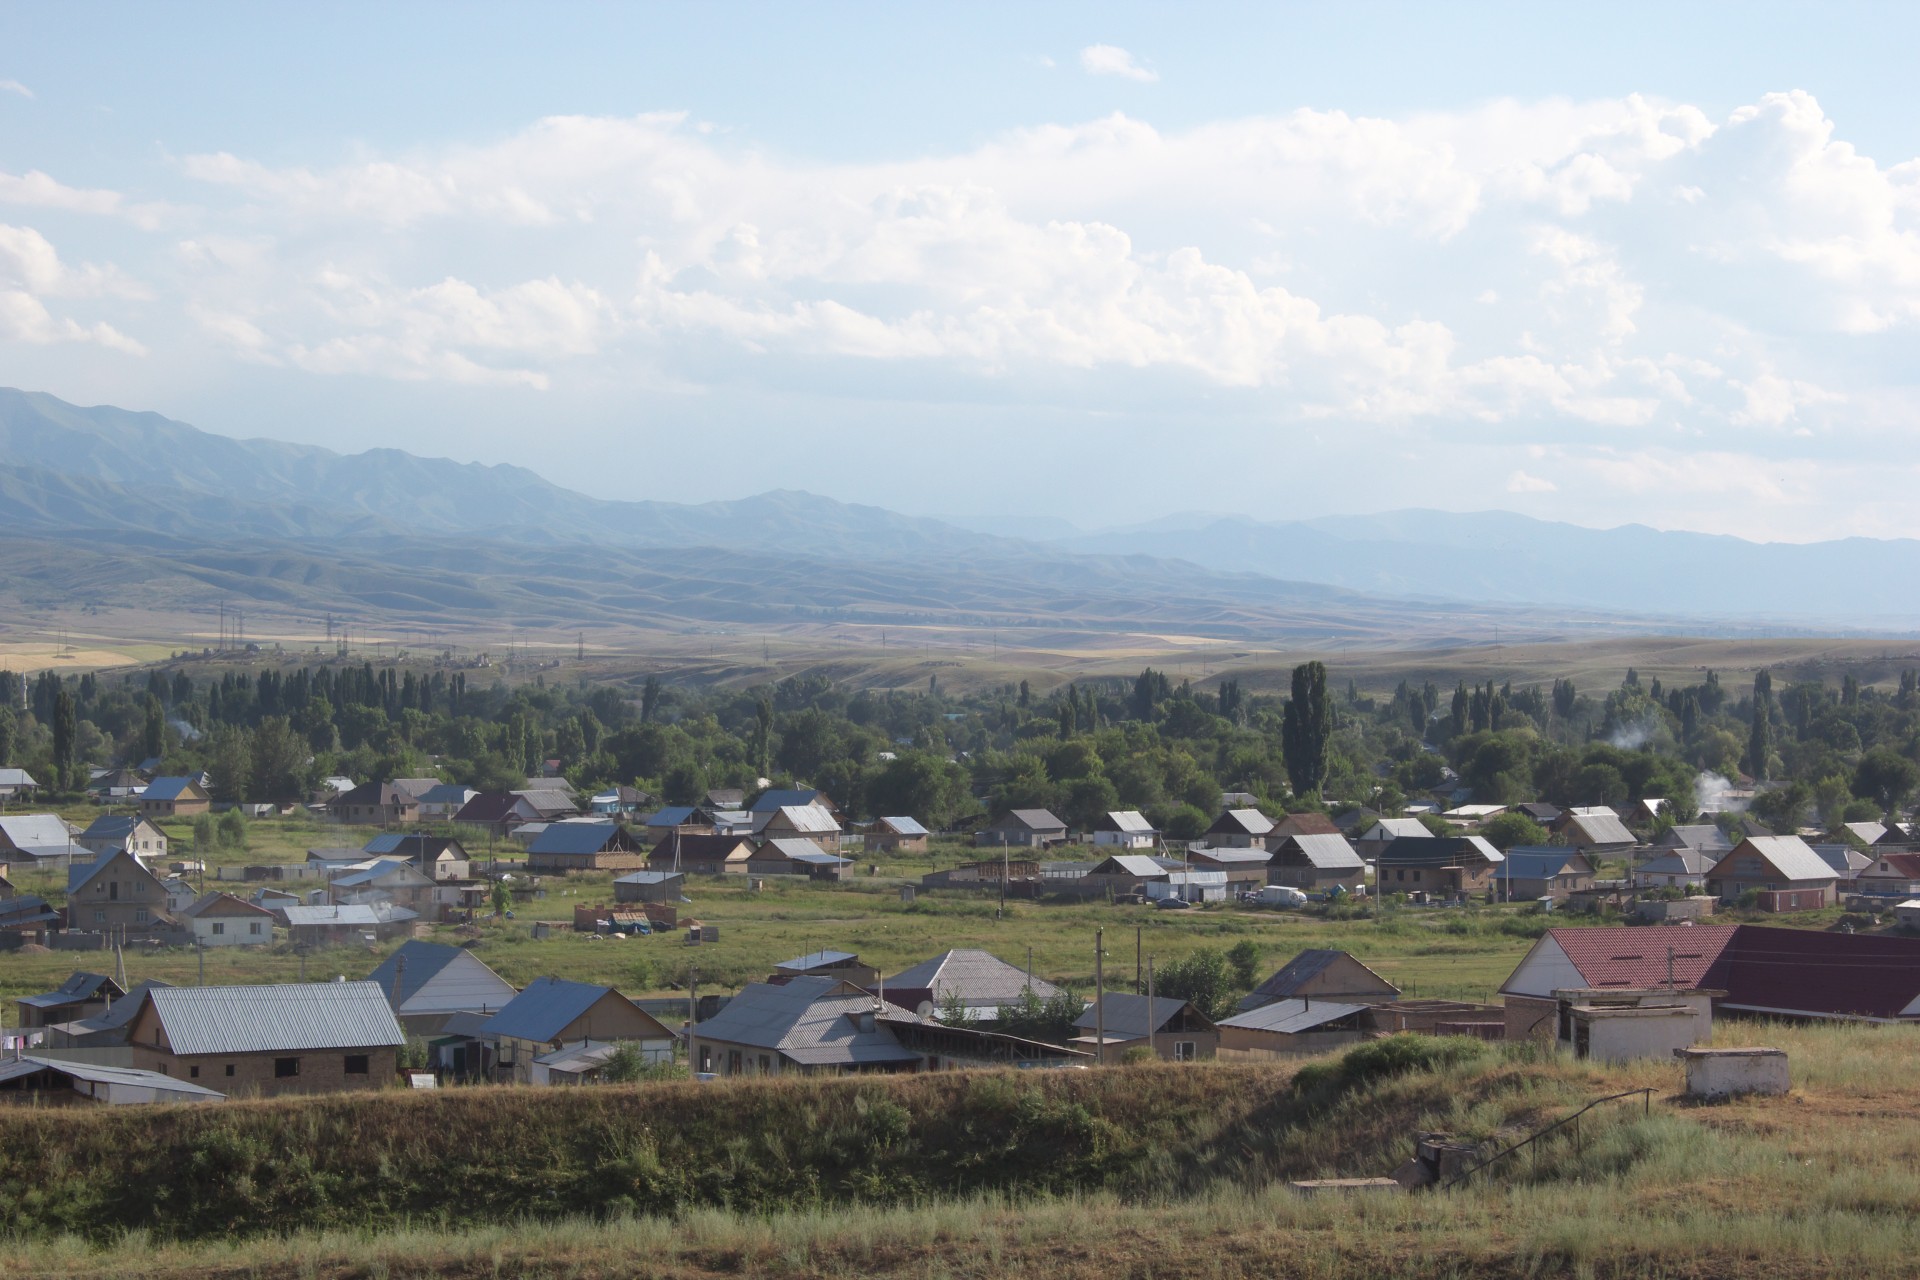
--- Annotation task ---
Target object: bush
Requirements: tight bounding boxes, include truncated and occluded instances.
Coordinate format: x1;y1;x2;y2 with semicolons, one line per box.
1292;1034;1489;1099
216;809;248;850
191;813;215;852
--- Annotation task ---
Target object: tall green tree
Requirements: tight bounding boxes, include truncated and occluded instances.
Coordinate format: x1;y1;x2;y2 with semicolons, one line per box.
0;704;13;768
140;695;165;763
1744;670;1775;782
51;687;75;791
1281;661;1334;798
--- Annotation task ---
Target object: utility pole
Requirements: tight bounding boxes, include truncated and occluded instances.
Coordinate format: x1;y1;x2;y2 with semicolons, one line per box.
1094;927;1105;1067
1146;956;1156;1060
998;834;1007;918
1135;925;1142;995
688;966;701;1075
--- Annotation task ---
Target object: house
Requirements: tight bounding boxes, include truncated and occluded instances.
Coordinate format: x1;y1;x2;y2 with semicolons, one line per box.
86;767;147;801
758;804;844;852
1185;846;1272;887
281;902;419;945
1552;987;1714;1062
453;792;543;835
0;814;78;866
773;950;882;988
16;972;127;1029
1497;924;1920;1036
1554;809;1638;855
705;787;746;810
1631;846;1716;890
1513;801;1562;825
0;767;40;801
1270;812;1342;839
613;869;687;904
512;788;580;821
1855;852;1920;900
1494;848;1597;901
390;778;444;807
1069;993;1219;1063
479;977;675;1084
522;776;578;798
749;788;843;822
138;776;211;819
695;976;1085;1076
642;806;718;839
1375;835;1505;897
1355;817;1430;845
66;849;171;937
0;1056;225;1106
530;1041;654;1085
409;782;479;819
1811;843;1873;891
1843;820;1890;846
126;981;405;1096
882;948;1070;1022
1216;999;1371;1058
525;822;647;874
1091;811;1157;849
588;785;651;818
1083;853;1172;890
177;892;277;946
75;814;169;862
329;782;420;827
1204;808;1275;849
1652;825;1735;858
747;837;853;880
1704;836;1839;909
1145;869;1231;903
1267;834;1366;893
367;940;519;1034
39;978;170;1051
362;833;471;881
0;894;61;942
1238;949;1400;1013
869;815;931;854
976;809;1069;848
647;832;755;875
1442;804;1507;826
329;858;438;915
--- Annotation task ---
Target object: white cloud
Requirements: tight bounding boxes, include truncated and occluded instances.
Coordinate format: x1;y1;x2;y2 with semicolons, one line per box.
1080;44;1157;83
0;224;145;353
1506;469;1557;493
0;169;171;229
0;79;30;99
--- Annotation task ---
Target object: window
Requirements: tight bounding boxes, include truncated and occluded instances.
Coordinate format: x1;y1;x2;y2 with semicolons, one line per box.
135;908;149;924
94;910;106;923
1174;1041;1197;1061
189;1066;200;1078
344;1055;369;1074
249;922;262;935
211;922;224;935
108;881;119;901
274;1057;300;1079
225;1064;235;1077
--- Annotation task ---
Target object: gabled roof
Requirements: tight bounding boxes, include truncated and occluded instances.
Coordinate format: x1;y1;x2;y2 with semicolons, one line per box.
649;833;754;861
1187;847;1272;866
179;892;276;920
335;782;417;808
1377;835;1505;866
1364;818;1430;840
776;949;862;972
144;981;404;1054
883;948;1065;1008
1502;925;1741;996
481;977;628;1043
613;869;684;885
141;776;204;802
1496;847;1594;881
330;858;431;888
1097;810;1156;835
0;814;75;853
363;833;467;859
0;895;61;930
1208;808;1275;837
414;782;477;806
693;976;920;1065
17;971;123;1009
0;768;39;788
1272;812;1340;837
1561;812;1637;847
765;804;840;834
78;813;156;843
1240;949;1397;1008
1811;844;1873;876
527;822;630;855
644;805;704;827
368;940;517;1015
875;816;930;836
1635;846;1717;876
1071;992;1205;1038
1216;998;1367;1035
1;1055;225;1100
390;778;444;801
991;809;1067;832
756;837;847;865
68;848;157;895
454;792;539;824
1088;854;1167;878
1271;833;1364;870
282;903;417;927
1656;825;1734;854
1869;852;1920;879
749;788;829;814
1710;836;1837;884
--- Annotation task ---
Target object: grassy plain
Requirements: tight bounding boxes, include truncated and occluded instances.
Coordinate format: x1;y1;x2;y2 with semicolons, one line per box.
3;1020;1917;1278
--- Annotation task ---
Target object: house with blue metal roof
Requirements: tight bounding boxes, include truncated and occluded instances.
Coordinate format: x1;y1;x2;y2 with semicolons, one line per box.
76;813;169;862
138;775;210;820
368;940;518;1033
478;977;676;1083
525;821;646;873
1494;847;1598;902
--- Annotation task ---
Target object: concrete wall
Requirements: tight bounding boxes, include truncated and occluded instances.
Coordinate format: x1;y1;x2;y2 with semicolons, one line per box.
1684;1049;1789;1098
131;1045;397;1096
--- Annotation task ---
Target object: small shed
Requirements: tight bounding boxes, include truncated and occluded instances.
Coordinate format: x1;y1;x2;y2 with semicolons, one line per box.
613;870;687;904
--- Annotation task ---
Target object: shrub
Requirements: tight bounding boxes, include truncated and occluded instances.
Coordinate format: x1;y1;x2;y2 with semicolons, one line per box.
216;808;248;850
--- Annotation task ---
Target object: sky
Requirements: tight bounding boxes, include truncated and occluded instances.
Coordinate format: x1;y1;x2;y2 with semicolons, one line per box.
3;2;1919;543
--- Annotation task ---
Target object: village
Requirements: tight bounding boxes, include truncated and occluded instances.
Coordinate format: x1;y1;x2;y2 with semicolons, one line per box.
2;750;1917;1107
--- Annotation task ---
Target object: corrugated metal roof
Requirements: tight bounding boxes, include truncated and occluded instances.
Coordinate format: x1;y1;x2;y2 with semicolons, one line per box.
1071;992;1193;1038
283;904;415;927
1209;808;1275;836
18;971;119;1009
694;977;920;1064
369;941;517;1016
1714;835;1837;884
1100;811;1155;834
141;777;201;801
1217;998;1367;1034
1563;813;1636;847
1091;854;1166;877
6;1055;226;1099
767;805;840;834
481;977;621;1043
527;822;627;855
614;870;683;885
1273;833;1364;870
881;949;1065;1008
0;814;75;852
1497;848;1591;880
147;982;404;1055
1635;847;1716;875
329;858;427;888
777;950;861;971
750;788;827;814
878;816;930;836
0;768;38;788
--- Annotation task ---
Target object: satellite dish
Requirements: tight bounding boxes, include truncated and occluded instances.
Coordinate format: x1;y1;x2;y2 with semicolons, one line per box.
916;1000;934;1018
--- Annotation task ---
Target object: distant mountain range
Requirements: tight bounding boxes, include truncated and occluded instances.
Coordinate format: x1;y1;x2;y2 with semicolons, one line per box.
1;386;1914;638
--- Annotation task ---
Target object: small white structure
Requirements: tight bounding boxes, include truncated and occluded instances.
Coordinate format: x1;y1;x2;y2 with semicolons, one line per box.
1553;987;1715;1062
1144;869;1230;903
1895;899;1920;930
1682;1046;1789;1099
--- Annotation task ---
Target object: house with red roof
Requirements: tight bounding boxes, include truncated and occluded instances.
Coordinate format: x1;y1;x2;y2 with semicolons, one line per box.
1500;924;1920;1038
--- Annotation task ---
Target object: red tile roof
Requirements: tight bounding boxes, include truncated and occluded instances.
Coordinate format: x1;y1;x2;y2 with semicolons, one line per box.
1543;925;1740;990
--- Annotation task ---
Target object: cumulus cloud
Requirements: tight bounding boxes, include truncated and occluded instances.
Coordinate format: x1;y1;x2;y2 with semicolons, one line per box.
0;223;145;352
0;169;171;229
1507;469;1557;493
1080;44;1157;82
